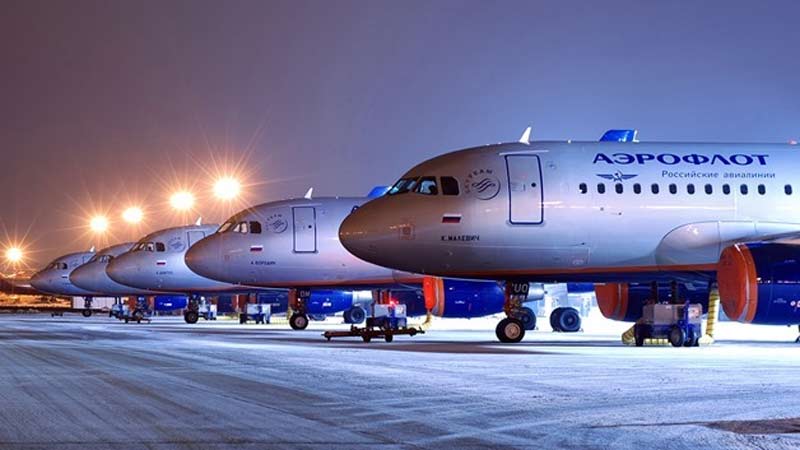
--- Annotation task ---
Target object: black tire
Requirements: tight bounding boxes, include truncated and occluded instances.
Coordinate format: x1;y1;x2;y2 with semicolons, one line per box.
348;306;366;324
184;310;199;324
124;318;129;323
385;333;394;343
81;309;92;318
515;307;537;331
669;326;686;347
634;324;646;347
342;309;352;323
557;307;582;333
495;318;525;343
289;313;309;330
362;335;372;343
239;313;247;324
549;307;564;331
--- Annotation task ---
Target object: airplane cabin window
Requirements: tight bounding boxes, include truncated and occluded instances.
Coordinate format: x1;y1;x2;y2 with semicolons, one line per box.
687;184;695;195
723;184;731;195
757;184;766;195
633;183;641;194
388;177;419;195
597;183;605;194
669;184;677;194
250;221;262;234
705;184;712;194
579;183;587;194
786;185;793;195
155;242;166;252
440;177;460;196
415;177;439;195
740;184;748;195
651;183;659;194
615;183;623;194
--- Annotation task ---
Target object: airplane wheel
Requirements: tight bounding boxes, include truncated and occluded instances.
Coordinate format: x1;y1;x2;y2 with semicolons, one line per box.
348;306;366;324
669;326;686;347
495;318;525;343
82;309;92;318
289;313;309;330
239;313;247;324
515;307;537;331
549;307;564;331
184;311;199;324
557;307;581;333
342;309;352;323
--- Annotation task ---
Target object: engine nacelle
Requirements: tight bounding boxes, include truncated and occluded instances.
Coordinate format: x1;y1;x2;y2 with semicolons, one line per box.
718;243;800;325
393;277;506;318
596;282;709;322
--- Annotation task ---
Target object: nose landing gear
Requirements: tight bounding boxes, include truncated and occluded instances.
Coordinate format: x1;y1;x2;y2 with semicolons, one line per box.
496;282;530;343
184;294;200;324
289;288;311;330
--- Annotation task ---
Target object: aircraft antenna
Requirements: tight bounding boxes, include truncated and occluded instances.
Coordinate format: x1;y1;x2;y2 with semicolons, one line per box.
519;126;532;145
304;188;314;199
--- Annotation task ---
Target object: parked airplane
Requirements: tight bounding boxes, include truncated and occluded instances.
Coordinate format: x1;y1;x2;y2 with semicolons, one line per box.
30;250;101;316
184;192;587;332
105;224;367;325
339;129;800;342
70;243;159;297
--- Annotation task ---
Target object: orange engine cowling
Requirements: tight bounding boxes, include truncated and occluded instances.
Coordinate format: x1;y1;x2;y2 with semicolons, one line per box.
595;282;710;322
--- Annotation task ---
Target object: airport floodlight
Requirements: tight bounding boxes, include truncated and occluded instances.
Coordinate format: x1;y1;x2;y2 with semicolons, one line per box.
89;215;110;233
170;191;195;211
122;207;144;224
5;247;22;263
213;177;241;200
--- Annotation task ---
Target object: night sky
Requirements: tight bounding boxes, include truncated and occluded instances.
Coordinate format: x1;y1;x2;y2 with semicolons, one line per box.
2;0;800;266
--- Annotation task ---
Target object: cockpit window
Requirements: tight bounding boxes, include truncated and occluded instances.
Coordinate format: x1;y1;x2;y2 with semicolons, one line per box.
249;221;262;234
440;177;459;196
217;221;235;234
88;255;100;263
387;177;419;195
414;177;439;195
155;242;166;252
232;222;248;233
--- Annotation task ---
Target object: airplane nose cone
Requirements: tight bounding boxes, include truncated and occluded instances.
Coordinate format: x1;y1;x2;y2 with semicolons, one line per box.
106;255;139;287
340;199;396;263
185;238;223;280
29;271;48;292
68;264;94;291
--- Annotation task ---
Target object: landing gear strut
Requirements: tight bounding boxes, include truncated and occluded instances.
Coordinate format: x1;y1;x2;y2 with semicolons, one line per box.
184;294;200;324
496;282;529;343
289;288;311;330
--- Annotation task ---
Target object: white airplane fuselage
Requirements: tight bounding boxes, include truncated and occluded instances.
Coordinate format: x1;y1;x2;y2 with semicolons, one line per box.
340;141;800;283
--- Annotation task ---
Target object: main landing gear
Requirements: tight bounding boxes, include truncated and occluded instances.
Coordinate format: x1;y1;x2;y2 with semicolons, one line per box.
289;288;311;330
496;282;530;343
550;307;582;333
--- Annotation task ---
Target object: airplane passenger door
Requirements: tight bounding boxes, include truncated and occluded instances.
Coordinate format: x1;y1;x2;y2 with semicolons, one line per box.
505;154;543;224
292;207;317;253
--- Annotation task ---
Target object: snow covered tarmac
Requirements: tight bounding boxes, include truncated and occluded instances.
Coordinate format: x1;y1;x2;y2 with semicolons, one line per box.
0;314;797;449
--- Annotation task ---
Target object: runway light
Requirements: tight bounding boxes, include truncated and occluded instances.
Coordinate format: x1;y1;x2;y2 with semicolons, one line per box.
170;191;195;211
122;207;144;224
5;247;23;263
89;215;109;233
213;177;241;200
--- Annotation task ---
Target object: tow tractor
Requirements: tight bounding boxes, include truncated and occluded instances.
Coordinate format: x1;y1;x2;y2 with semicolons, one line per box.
323;302;423;343
633;301;703;347
239;304;271;324
111;299;152;324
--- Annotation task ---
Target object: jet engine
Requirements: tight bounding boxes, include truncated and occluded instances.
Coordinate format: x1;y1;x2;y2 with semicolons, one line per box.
718;243;800;325
596;281;709;322
394;278;506;318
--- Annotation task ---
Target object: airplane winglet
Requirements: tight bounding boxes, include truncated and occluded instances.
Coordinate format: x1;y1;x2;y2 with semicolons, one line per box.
519;126;532;145
195;217;202;226
304;188;313;200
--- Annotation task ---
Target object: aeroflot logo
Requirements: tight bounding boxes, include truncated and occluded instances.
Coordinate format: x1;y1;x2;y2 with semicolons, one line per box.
593;153;769;166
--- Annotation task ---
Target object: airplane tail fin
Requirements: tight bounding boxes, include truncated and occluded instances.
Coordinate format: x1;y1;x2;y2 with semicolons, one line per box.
367;186;389;199
600;129;638;142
